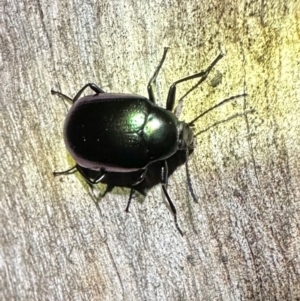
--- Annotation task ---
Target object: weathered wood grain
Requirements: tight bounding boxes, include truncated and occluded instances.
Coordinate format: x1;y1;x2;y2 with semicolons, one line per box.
1;1;299;300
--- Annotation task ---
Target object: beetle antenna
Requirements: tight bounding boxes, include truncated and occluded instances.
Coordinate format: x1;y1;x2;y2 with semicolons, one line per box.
194;108;255;138
188;93;248;126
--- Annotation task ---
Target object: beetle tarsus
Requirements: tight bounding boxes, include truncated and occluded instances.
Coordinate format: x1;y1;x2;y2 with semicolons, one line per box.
51;89;73;102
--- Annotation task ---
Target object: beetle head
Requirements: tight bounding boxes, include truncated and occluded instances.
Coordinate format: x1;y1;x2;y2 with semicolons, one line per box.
177;122;193;150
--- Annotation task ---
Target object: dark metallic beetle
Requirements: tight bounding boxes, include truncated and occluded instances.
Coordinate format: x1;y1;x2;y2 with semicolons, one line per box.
52;48;241;235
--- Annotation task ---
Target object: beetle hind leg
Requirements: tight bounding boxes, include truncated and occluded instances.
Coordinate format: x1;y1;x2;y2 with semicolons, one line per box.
51;89;73;102
53;165;77;177
72;83;105;103
51;83;105;104
54;164;106;185
76;165;106;185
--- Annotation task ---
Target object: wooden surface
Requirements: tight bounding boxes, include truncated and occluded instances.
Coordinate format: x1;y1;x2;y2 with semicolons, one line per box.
1;0;300;300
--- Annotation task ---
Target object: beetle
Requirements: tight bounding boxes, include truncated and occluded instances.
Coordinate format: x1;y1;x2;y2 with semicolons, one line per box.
52;48;242;235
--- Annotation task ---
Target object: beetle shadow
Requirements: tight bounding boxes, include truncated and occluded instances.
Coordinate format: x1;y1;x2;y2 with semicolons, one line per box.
90;106;255;203
84;149;192;203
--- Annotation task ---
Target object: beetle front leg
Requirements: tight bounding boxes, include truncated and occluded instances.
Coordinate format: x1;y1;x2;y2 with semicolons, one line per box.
161;161;184;236
166;52;225;112
147;47;169;104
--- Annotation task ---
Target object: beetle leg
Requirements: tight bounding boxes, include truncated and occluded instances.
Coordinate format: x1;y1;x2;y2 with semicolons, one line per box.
147;47;169;104
53;165;77;176
76;165;106;185
125;169;147;212
132;168;147;186
125;188;135;212
53;165;106;185
51;83;105;104
73;83;105;103
51;90;73;102
166;52;225;112
102;183;115;198
161;161;184;236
